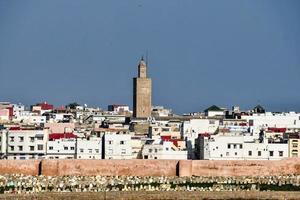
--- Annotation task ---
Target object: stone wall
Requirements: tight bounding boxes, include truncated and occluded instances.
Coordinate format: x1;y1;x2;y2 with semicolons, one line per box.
1;159;300;177
0;160;40;176
41;159;178;176
179;159;300;177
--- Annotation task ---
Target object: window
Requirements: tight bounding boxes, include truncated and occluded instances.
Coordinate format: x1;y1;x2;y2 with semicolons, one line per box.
10;146;14;151
166;147;169;151
269;151;274;157
80;149;84;153
108;140;113;145
30;146;34;151
88;149;92;153
258;151;261;156
18;146;23;151
239;144;243;149
248;151;252;156
108;149;113;155
19;137;24;142
95;149;99;153
10;137;14;142
121;149;126;154
209;120;215;125
292;153;298;158
293;144;298;148
30;137;34;142
154;149;158;153
233;144;237;149
64;146;68;150
120;141;125;145
149;149;152;153
49;146;53;150
226;152;229;156
235;152;237;156
36;136;43;140
227;144;231;149
279;151;283;157
37;145;43;151
70;147;75;150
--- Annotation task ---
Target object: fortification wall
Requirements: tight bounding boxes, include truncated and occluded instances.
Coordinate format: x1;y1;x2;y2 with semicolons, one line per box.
41;159;178;176
1;159;300;177
179;159;300;177
0;160;40;176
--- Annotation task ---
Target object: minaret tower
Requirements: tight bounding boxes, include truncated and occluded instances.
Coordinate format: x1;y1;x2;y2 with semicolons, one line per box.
133;57;152;118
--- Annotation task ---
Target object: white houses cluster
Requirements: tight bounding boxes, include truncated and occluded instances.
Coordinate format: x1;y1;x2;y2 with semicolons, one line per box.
1;102;300;160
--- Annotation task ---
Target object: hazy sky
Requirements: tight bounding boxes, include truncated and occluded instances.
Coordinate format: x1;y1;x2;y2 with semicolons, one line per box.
0;0;299;114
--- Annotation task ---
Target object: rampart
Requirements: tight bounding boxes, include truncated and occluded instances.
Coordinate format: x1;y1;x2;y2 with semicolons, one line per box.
179;159;300;177
41;159;178;176
0;159;300;177
0;160;40;176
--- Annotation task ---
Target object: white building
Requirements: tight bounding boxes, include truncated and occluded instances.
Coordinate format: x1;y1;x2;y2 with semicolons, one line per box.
46;137;76;159
0;129;7;158
13;114;47;125
196;132;288;160
4;129;48;160
104;132;132;159
12;104;25;117
151;106;172;117
142;138;187;160
108;104;130;113
182;118;220;159
46;135;102;160
76;137;102;159
149;121;181;140
204;105;225;117
241;112;300;132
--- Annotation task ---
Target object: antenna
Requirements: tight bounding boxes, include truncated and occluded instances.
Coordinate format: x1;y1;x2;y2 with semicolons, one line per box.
146;50;149;66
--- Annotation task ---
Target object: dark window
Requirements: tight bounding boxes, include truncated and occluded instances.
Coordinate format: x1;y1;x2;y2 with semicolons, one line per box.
38;145;43;151
248;151;252;156
269;151;274;157
258;151;261;156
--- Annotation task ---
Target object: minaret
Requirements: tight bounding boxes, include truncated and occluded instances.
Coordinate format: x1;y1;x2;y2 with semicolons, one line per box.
133;57;152;118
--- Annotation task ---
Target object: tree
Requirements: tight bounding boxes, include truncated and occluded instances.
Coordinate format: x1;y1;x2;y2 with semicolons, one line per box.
66;102;80;109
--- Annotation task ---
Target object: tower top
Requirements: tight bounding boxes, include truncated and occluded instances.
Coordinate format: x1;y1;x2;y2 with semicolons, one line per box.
138;56;146;67
138;57;147;78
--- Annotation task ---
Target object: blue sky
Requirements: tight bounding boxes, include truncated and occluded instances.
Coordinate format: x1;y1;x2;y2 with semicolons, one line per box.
0;0;299;113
